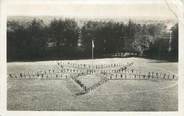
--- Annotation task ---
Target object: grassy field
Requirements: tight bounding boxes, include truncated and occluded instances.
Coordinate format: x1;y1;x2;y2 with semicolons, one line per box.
7;57;178;111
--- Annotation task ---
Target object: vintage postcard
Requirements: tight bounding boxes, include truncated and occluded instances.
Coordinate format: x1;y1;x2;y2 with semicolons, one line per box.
1;0;184;116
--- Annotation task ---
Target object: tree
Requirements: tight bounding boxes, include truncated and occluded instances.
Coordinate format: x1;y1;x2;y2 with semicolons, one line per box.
48;18;79;58
170;23;178;60
27;19;47;58
7;17;173;61
7;20;29;60
132;34;154;56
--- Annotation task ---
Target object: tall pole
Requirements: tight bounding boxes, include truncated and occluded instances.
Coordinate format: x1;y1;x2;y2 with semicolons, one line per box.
92;40;94;59
168;30;172;52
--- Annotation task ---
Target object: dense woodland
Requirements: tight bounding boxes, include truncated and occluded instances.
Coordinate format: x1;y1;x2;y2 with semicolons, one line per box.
7;18;178;61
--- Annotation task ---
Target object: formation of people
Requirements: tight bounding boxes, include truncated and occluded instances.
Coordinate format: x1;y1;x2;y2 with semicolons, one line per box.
8;61;177;80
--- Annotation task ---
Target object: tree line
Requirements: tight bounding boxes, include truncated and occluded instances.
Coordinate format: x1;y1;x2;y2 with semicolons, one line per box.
7;18;178;61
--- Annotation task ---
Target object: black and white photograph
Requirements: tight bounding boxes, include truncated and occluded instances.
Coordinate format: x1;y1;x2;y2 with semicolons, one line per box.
6;0;180;112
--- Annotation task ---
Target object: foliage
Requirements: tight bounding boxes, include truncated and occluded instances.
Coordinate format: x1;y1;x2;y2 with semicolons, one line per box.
170;24;178;60
7;17;178;61
132;34;154;56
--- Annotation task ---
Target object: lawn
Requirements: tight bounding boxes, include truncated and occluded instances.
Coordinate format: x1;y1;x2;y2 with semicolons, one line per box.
7;57;178;111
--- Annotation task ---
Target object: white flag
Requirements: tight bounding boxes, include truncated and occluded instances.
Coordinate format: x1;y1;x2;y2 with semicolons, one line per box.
92;40;95;48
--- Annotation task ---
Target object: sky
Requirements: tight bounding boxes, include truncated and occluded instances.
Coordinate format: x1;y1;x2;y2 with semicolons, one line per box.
7;0;178;21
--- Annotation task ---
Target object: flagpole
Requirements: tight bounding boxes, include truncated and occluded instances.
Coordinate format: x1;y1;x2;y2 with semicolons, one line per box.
168;30;172;52
92;40;94;59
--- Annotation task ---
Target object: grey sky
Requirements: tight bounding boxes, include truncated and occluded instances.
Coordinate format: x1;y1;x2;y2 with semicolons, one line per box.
7;0;178;21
